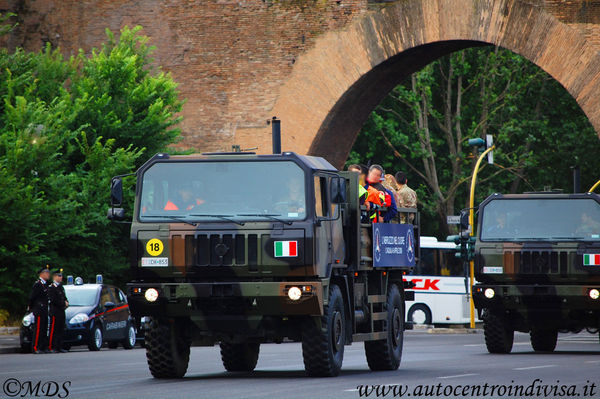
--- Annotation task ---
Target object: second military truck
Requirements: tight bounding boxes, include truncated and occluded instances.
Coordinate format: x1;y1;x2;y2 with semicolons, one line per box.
473;192;600;353
108;151;417;378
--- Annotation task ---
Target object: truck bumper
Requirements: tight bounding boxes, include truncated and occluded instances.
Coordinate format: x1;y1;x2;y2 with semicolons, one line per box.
473;284;600;329
127;281;324;319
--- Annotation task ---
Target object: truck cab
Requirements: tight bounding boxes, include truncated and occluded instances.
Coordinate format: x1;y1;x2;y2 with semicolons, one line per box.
109;151;418;378
473;192;600;353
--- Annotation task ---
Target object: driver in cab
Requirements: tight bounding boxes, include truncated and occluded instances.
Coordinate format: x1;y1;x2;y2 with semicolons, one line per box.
164;183;205;212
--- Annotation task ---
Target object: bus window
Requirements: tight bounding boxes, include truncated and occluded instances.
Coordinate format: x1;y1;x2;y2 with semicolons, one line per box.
413;248;463;277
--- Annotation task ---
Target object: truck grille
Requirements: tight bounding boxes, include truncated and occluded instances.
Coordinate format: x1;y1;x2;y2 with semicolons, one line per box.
195;233;258;267
506;251;569;274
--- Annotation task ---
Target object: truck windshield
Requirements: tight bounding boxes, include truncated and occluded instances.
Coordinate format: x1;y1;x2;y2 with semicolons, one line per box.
480;198;600;241
64;286;99;307
138;160;307;222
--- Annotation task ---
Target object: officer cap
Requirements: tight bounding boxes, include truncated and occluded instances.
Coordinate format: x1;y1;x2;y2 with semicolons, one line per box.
38;266;50;274
52;268;63;276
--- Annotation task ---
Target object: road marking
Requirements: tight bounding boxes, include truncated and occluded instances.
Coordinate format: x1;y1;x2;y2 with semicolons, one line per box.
438;373;478;379
464;342;529;347
344;389;359;392
585;360;600;364
2;369;49;374
513;365;556;370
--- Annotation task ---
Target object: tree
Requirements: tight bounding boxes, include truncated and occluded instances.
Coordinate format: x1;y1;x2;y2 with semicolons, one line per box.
349;46;600;238
0;25;181;319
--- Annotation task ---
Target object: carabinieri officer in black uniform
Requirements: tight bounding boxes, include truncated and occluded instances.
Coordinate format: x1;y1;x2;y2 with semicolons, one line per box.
48;268;69;353
28;267;50;354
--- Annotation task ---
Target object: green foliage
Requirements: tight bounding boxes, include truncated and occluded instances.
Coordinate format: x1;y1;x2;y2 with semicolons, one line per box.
0;26;181;319
350;46;600;238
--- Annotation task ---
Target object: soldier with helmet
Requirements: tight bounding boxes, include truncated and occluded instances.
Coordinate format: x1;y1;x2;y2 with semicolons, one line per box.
28;266;50;354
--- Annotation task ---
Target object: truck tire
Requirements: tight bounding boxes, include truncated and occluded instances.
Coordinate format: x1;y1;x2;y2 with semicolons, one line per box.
530;328;558;352
301;284;345;377
483;311;514;354
364;284;404;371
407;303;432;325
145;319;190;378
219;342;260;372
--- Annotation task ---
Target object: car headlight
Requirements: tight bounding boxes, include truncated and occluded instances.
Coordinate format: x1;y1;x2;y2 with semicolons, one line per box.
22;313;34;327
589;289;600;300
69;313;90;324
484;288;495;299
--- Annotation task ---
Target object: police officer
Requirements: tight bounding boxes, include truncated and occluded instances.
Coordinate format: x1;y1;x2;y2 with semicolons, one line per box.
48;268;69;353
28;267;50;354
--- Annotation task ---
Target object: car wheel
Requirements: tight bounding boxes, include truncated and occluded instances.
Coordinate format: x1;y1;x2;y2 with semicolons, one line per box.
122;325;136;350
88;325;103;351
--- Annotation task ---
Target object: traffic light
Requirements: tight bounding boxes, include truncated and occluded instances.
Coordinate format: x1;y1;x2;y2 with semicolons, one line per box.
467;236;477;261
447;234;477;262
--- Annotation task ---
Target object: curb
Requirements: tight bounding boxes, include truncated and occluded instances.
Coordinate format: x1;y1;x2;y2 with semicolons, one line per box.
0;347;20;354
0;327;19;335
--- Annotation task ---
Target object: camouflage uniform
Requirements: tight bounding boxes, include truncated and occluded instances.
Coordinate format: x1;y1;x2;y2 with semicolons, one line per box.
397;185;417;223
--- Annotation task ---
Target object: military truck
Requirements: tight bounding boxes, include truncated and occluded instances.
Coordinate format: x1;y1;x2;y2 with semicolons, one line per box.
108;151;418;378
472;192;600;354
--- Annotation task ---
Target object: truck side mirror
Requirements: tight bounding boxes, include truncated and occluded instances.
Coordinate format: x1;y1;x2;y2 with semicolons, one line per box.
460;209;470;231
110;178;123;207
330;177;347;204
107;207;126;221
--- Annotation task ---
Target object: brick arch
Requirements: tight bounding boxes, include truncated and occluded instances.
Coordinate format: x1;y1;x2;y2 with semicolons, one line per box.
269;0;600;168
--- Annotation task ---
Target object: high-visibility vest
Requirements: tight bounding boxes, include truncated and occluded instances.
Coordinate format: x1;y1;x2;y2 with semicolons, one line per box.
164;200;179;211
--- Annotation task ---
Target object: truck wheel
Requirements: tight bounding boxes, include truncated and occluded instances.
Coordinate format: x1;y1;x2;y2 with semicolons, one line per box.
530;328;557;352
301;284;345;377
145;319;190;378
407;303;432;325
364;284;404;371
88;325;103;351
219;342;260;372
483;311;514;354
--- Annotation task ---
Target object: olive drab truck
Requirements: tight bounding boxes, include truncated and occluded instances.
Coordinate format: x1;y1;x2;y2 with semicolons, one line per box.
108;151;418;378
472;192;600;354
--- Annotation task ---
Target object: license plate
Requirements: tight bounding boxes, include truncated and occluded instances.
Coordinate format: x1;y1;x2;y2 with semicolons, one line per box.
482;266;503;274
141;257;169;267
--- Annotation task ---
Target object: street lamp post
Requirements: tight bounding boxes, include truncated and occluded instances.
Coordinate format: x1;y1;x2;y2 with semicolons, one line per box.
466;139;495;329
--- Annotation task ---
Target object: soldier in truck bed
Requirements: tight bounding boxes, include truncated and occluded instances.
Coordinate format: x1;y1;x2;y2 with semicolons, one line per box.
28;267;50;354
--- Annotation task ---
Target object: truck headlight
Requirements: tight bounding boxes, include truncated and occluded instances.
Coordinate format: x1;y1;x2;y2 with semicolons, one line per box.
69;313;90;324
589;289;600;300
484;288;495;299
287;286;302;301
22;313;34;327
145;288;159;302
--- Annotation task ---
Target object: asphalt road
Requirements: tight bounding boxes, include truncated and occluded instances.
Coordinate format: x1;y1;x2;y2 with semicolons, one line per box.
1;331;599;399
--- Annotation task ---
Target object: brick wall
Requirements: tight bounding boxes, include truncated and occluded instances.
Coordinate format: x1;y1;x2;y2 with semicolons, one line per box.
1;0;600;157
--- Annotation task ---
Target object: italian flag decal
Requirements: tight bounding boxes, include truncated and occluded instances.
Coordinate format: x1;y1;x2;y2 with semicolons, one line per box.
584;254;600;266
274;241;298;257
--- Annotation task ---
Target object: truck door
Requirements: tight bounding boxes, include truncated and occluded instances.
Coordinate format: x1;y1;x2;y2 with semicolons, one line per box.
314;175;332;269
314;174;346;270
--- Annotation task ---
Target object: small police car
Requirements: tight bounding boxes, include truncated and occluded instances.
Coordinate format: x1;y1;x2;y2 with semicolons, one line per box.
21;276;143;352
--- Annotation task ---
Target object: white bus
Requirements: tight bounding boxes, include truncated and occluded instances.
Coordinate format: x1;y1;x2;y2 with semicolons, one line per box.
404;236;479;325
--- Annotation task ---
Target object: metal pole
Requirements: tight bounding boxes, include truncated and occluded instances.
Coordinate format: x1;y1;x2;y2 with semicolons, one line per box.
271;116;281;154
572;166;581;194
468;145;495;329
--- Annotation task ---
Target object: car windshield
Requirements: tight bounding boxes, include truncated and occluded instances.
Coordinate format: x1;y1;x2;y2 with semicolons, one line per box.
480;198;600;241
64;286;99;306
138;160;307;222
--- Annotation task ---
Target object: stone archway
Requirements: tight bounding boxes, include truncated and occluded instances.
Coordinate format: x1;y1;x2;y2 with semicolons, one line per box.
264;0;600;167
